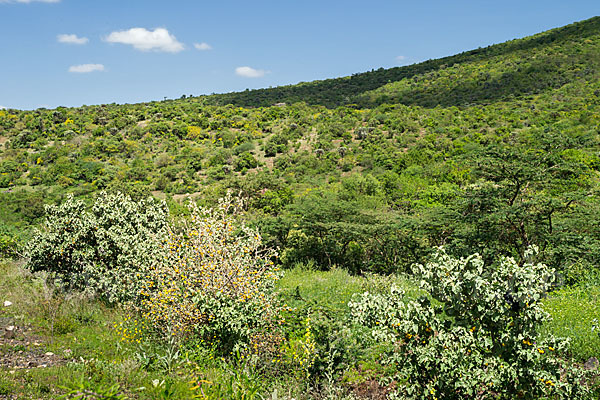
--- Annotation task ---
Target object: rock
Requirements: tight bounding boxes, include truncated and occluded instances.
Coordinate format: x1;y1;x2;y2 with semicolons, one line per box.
584;357;599;370
4;326;15;339
44;352;54;357
3;301;12;307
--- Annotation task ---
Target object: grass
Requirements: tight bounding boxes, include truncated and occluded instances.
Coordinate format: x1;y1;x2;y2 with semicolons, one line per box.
0;260;179;398
541;286;600;362
0;260;358;399
276;265;366;314
1;259;598;399
276;263;422;314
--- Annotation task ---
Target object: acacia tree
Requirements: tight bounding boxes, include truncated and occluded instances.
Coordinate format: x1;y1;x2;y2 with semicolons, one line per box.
447;132;596;274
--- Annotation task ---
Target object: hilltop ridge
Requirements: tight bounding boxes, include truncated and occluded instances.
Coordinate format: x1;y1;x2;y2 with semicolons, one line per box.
203;16;600;108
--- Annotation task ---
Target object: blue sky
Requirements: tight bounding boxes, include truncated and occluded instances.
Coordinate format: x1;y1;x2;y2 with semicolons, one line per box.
0;0;598;110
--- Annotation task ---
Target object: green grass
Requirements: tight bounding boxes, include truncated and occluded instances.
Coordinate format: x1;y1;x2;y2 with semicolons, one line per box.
276;264;422;314
2;259;598;399
277;266;366;313
541;286;600;362
0;260;351;399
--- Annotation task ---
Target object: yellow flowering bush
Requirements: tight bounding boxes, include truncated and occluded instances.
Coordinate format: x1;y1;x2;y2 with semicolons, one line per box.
138;192;283;355
282;313;317;380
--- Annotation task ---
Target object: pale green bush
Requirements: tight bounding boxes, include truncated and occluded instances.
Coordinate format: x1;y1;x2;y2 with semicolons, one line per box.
26;191;169;303
349;247;589;399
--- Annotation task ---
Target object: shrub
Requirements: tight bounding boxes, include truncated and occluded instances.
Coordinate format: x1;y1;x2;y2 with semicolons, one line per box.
281;312;317;380
26;191;169;303
0;223;21;258
349;247;590;399
137;192;283;356
234;152;259;171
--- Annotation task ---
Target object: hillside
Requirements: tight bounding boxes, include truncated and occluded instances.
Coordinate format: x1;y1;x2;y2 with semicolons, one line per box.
1;15;600;400
1;16;599;279
205;16;600;108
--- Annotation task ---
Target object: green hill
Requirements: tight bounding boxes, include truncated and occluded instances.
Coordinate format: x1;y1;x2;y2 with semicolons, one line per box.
3;16;600;400
1;16;599;281
206;16;600;108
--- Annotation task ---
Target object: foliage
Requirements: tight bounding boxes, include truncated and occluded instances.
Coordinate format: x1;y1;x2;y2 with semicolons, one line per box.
349;248;590;399
0;222;22;258
540;286;600;361
26;191;169;303
59;375;128;399
2;18;600;279
193;357;266;400
281;312;317;381
138;192;284;356
1;258;598;399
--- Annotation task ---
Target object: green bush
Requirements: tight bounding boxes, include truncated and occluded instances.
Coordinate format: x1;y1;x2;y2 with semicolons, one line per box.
26;191;169;303
0;223;21;258
349;247;590;399
234;152;259;171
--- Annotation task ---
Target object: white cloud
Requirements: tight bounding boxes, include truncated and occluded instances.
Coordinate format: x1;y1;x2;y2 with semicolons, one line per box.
0;105;6;110
57;34;88;45
68;63;104;73
396;55;406;61
235;66;268;78
105;27;184;53
194;42;212;51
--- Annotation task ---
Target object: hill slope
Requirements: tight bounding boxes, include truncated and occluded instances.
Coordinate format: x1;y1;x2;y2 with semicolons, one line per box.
0;16;599;280
205;16;600;108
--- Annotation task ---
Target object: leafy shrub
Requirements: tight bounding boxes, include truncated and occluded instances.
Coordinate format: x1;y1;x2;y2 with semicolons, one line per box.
26;191;169;303
281;312;317;380
138;192;283;356
349;247;590;399
0;223;21;258
234;152;259;171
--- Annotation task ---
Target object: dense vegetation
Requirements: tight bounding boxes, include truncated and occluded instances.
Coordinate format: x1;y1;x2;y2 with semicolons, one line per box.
1;16;599;399
207;17;600;108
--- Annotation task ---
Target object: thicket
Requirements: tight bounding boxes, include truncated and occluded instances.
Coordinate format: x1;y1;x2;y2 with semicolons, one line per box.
18;191;596;398
2;21;600;280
